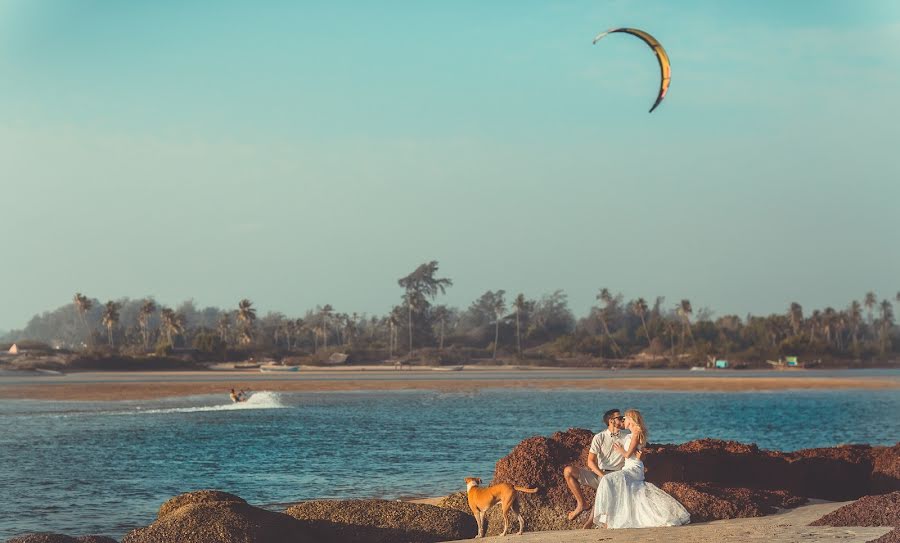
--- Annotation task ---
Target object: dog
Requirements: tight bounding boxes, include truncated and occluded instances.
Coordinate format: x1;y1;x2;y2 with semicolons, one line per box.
464;477;538;537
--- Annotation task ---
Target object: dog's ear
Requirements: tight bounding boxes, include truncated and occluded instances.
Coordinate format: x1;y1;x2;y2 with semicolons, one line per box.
476;478;482;485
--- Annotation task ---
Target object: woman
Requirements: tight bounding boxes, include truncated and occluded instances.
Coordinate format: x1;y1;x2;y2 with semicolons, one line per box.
591;409;690;529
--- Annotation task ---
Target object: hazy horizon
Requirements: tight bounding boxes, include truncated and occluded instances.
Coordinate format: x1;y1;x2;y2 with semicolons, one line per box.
2;1;898;331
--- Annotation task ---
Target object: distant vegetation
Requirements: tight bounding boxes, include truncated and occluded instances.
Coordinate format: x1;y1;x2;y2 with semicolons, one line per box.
2;261;898;367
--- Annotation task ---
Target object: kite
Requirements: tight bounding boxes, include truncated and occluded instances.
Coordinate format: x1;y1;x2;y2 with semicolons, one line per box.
593;28;671;113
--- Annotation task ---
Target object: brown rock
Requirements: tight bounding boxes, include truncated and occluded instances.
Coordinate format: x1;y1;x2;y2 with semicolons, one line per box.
75;538;119;543
660;482;806;522
122;491;311;543
873;444;900;494
155;489;245;519
643;439;898;501
811;491;900;543
491;428;592;509
284;499;475;543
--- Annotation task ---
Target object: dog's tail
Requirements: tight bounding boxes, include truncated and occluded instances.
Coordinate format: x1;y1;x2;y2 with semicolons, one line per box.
514;486;538;494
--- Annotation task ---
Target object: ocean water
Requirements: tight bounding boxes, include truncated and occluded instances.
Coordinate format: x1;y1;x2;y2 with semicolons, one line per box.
1;387;898;539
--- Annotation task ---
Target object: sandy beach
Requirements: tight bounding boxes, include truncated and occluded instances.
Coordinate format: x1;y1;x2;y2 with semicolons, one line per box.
0;368;896;401
441;500;894;543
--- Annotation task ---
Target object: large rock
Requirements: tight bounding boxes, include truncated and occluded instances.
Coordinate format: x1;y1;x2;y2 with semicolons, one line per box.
492;428;593;511
660;482;805;522
284;499;475;543
873;444;900;494
810;491;900;543
121;490;312;543
643;439;900;500
475;430;898;532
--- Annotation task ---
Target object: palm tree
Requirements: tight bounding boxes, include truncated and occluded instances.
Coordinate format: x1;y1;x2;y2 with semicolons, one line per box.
291;318;304;351
788;303;803;336
433;305;450;350
138;299;157;350
490;290;506;359
864;291;877;330
677;299;694;349
237;299;257;345
664;319;677;362
388;314;399;359
404;294;421;353
879;299;894;355
319;304;333;349
596;288;622;356
512;294;528;354
398;261;453;353
159;307;185;348
632;298;651;347
73;293;93;347
848;300;862;351
101;301;121;347
808;309;822;345
823;307;836;347
217;314;231;346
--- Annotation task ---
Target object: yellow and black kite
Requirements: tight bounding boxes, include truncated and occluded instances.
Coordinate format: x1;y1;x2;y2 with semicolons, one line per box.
593;28;671;113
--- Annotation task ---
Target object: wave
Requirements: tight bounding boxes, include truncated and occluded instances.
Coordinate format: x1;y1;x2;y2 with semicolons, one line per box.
129;391;289;415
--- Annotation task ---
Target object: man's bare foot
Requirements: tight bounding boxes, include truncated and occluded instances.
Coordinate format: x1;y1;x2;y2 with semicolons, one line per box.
582;517;593;529
566;504;584;521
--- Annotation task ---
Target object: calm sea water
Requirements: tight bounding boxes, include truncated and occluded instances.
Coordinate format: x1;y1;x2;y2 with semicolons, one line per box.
1;386;898;539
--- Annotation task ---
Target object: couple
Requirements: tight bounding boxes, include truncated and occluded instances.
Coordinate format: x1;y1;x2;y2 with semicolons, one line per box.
562;408;690;529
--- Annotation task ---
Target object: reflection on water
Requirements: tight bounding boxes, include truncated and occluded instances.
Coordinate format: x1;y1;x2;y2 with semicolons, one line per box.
0;388;898;539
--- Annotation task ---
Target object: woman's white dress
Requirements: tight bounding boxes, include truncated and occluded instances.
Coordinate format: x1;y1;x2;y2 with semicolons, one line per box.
592;435;691;529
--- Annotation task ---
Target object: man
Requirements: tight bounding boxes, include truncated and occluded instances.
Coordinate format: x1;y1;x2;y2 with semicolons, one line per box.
229;388;246;403
562;408;630;523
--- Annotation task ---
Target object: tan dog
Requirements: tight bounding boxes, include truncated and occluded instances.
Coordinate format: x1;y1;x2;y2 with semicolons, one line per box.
465;477;538;537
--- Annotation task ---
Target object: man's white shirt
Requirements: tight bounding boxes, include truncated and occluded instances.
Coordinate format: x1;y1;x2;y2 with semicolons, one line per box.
588;428;631;471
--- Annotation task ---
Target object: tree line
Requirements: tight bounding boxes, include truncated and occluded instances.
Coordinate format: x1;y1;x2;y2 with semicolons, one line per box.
4;261;898;365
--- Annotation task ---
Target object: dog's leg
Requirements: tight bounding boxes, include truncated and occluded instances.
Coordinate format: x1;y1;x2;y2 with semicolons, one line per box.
511;498;525;535
500;501;511;536
470;506;483;539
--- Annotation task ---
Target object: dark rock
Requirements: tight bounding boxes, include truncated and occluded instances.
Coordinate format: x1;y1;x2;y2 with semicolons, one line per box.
155;489;245;520
122;491;311;543
643;439;898;501
75;537;119;543
811;491;900;543
284;499;475;543
873;444;900;494
660;482;806;522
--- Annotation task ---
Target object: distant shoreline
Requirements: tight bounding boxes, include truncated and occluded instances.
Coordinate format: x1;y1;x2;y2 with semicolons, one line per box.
0;369;897;401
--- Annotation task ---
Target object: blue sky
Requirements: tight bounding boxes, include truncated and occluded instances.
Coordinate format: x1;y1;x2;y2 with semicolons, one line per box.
1;0;898;330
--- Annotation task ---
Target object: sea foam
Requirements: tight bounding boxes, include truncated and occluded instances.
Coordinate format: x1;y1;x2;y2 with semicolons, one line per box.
130;391;288;415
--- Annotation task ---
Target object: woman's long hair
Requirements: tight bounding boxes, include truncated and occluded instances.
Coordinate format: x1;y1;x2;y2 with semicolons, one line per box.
624;409;648;447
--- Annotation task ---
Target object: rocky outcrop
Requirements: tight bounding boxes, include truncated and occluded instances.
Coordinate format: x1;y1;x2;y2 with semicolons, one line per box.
284;499;475;543
643;439;900;500
659;482;805;522
475;429;899;534
121;490;312;543
810;491;900;543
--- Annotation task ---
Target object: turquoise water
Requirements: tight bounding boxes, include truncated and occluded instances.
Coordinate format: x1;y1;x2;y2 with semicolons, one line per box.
1;387;898;539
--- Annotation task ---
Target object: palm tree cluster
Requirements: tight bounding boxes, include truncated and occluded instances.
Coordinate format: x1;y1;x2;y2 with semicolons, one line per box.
5;270;898;365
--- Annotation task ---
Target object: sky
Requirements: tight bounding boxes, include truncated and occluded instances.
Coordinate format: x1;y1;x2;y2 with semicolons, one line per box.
1;0;899;331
